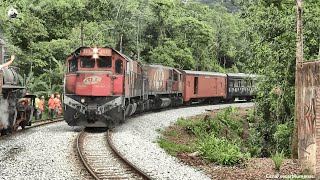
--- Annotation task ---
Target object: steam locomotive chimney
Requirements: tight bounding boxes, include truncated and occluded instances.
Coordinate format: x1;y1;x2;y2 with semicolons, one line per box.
0;38;5;64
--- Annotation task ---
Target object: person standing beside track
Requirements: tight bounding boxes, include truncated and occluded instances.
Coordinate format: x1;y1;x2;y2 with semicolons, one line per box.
48;94;55;119
38;96;45;120
54;94;62;117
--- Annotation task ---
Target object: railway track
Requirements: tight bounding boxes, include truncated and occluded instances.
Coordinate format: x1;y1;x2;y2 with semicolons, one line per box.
0;117;64;138
77;129;153;180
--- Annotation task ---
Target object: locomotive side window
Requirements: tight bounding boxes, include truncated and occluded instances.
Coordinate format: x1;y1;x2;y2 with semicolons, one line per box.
98;56;112;68
69;58;78;72
80;57;95;68
115;59;123;74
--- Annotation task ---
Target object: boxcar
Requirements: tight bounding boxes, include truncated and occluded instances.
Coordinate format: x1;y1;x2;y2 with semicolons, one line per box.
226;73;257;101
182;70;227;104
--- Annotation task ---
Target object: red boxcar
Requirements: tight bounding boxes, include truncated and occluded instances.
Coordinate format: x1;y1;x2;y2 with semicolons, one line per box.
181;70;227;103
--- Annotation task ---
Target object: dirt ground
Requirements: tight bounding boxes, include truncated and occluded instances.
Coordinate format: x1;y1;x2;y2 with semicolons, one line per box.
165;107;303;180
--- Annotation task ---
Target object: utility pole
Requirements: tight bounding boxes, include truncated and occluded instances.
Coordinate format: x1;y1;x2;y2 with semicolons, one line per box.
80;23;84;47
292;0;303;159
136;15;140;61
120;34;123;53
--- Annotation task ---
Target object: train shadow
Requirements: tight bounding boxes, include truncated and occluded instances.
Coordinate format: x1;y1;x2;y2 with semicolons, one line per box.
84;127;109;133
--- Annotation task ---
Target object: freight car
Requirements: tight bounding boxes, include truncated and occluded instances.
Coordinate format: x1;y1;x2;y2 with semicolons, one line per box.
182;70;227;104
63;47;257;128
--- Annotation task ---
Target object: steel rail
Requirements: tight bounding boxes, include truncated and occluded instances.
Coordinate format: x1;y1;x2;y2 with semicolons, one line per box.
0;116;64;138
76;129;100;180
106;129;153;180
77;129;153;180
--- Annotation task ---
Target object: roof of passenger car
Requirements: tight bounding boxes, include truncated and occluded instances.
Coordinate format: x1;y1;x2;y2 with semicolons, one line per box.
227;73;258;78
183;70;227;77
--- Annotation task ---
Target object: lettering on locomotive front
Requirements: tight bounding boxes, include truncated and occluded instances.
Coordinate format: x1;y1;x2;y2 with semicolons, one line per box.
83;76;102;85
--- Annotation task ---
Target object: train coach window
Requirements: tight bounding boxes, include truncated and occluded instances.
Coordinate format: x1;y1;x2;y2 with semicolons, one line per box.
98;56;112;68
115;59;123;74
80;57;95;68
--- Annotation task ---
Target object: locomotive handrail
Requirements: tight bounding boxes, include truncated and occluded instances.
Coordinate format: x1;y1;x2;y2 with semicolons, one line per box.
0;55;15;69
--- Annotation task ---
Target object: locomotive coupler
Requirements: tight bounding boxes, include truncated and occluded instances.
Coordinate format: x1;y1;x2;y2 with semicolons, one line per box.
85;109;98;123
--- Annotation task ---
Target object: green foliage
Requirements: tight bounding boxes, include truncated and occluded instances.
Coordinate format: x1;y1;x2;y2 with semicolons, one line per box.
176;107;250;165
234;0;320;156
0;0;244;98
149;39;195;69
197;133;248;165
273;122;292;156
185;106;243;140
271;150;285;171
158;137;195;156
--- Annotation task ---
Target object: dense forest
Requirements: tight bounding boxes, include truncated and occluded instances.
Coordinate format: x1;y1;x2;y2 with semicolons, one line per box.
1;0;320;156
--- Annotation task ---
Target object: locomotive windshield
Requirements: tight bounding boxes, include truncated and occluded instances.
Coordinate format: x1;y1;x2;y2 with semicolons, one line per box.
80;57;95;68
97;56;112;68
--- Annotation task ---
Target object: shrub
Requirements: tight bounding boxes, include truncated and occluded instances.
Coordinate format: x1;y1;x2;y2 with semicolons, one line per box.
273;122;292;155
197;133;248;165
272;150;285;171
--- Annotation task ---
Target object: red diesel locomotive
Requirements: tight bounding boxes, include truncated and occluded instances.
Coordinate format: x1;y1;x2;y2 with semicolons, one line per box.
63;47;256;127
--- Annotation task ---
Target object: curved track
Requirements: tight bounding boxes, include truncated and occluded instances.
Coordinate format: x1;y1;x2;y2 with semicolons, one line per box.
76;129;152;180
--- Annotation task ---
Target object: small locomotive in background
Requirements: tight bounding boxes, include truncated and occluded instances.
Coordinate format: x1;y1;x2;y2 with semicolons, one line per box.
0;39;35;135
63;47;257;128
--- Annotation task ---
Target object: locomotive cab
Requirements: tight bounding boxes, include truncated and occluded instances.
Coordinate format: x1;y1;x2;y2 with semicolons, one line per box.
64;47;127;127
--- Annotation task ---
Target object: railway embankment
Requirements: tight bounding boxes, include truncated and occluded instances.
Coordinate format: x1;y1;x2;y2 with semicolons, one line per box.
111;102;253;180
157;106;302;179
0;121;89;180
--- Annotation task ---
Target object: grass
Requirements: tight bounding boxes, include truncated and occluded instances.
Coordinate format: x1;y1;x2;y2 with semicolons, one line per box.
158;137;196;156
271;150;285;171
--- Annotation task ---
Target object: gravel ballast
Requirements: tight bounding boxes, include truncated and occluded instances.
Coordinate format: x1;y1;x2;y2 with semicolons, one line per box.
0;121;89;180
112;102;253;180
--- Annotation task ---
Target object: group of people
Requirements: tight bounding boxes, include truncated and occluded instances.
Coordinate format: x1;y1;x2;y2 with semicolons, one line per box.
35;94;62;120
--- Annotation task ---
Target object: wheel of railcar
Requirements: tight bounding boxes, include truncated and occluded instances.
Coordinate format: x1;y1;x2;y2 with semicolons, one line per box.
20;119;28;129
1;128;8;135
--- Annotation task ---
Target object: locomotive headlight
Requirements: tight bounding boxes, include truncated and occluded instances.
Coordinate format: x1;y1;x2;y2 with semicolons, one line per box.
92;53;99;59
81;98;85;103
93;48;98;53
92;48;99;59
